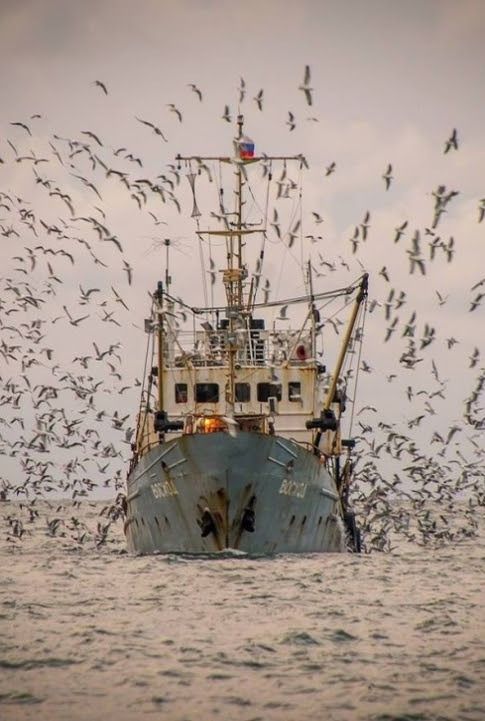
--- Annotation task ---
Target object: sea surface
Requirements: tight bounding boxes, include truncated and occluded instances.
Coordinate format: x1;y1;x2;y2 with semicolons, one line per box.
0;501;484;721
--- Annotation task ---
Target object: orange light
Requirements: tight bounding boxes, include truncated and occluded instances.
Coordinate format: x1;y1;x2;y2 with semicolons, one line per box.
197;417;227;433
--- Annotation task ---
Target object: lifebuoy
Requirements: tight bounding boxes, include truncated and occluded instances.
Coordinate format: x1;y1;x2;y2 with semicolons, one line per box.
296;343;308;360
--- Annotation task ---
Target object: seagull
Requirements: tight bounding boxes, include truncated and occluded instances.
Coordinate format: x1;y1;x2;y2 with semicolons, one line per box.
394;220;408;242
384;317;398;342
382;163;393;190
187;83;202;101
221;105;231;123
254;89;264;111
167;104;183;122
287;111;296;131
469;292;484;312
238;77;246;104
277;305;288;320
10;121;32;136
469;347;480;368
444;128;458;154
477;199;485;223
62;305;89;326
70;173;102;200
325;162;336;176
81;130;102;146
270;208;281;238
103;235;123;253
135;117;168;141
123;260;133;286
93;80;108;95
360;210;370;240
111;286;129;310
299;65;313;106
379;266;390;282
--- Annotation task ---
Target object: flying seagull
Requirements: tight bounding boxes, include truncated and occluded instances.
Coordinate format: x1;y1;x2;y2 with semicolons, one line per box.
444;128;458;154
299;65;313;106
254;89;264;111
187;83;203;101
135;117;168;142
382;163;393;190
10;121;31;136
167;104;183;122
221;105;231;123
287;111;296;131
93;80;108;95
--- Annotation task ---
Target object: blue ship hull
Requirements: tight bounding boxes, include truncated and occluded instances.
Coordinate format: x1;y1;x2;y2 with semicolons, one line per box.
125;432;347;554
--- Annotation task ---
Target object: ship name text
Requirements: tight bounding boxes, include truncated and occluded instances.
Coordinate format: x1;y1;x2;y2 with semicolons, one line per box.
151;478;178;499
279;479;307;499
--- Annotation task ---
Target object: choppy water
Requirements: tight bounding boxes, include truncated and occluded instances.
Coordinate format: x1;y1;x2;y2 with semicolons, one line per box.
1;502;484;721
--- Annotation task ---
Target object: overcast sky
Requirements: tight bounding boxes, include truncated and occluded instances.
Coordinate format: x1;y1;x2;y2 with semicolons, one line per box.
1;0;484;492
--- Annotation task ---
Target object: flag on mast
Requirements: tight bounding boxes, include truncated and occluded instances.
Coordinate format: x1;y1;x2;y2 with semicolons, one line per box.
239;135;255;159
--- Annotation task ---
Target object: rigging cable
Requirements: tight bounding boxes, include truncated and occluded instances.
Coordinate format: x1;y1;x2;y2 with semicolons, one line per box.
163;273;366;315
271;164;308;314
252;160;273;307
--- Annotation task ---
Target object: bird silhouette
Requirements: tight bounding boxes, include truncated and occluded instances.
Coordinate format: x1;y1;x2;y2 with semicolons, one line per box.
444;128;458;153
187;83;202;101
382;164;393;190
221;105;231;123
93;80;108;95
135;117;168;141
299;65;313;106
254;89;264;111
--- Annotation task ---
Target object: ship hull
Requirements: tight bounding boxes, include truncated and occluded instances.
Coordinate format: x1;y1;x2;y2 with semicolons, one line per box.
125;432;347;554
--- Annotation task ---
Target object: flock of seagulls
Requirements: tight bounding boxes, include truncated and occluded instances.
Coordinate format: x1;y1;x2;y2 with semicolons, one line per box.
0;67;483;552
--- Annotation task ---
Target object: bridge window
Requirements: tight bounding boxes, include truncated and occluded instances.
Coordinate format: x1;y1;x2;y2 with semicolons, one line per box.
235;382;250;402
257;382;282;402
289;382;302;401
175;383;188;403
195;383;219;403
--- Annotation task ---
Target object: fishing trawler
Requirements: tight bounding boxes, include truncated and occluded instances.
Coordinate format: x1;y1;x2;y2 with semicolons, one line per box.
125;116;368;555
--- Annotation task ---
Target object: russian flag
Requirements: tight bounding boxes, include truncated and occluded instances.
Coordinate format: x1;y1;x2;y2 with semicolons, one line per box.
239;135;255;159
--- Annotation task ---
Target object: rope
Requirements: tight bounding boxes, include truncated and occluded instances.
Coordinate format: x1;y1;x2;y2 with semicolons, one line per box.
162;274;366;315
252;160;272;306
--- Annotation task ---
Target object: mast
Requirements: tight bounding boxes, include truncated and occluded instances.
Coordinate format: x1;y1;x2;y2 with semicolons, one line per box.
164;238;171;293
152;279;183;437
306;273;368;451
175;120;305;412
154;281;164;413
323;273;368;411
307;260;317;358
225;114;244;411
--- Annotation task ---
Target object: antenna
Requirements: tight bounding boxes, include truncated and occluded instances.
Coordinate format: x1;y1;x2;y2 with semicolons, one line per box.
164;238;171;293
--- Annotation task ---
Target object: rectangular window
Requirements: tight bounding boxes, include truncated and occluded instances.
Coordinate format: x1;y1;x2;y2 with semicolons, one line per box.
175;383;188;403
235;382;251;402
288;382;302;401
257;382;282;402
195;383;219;403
